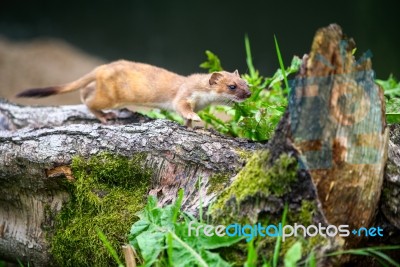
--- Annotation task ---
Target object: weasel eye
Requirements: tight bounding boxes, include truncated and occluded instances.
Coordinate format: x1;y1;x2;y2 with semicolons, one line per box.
228;85;237;90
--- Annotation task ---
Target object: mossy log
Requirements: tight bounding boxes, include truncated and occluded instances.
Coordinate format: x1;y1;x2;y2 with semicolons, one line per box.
0;100;263;265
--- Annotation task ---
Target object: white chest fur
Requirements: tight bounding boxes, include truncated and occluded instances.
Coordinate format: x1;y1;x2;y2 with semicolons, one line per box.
189;91;230;111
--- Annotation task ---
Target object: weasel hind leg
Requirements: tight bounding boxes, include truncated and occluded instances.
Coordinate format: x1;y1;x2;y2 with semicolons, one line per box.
81;83;117;124
89;109;117;124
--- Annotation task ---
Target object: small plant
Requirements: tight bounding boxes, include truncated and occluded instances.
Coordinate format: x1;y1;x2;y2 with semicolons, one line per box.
198;36;300;141
243;204;305;267
377;74;400;99
128;190;243;267
377;75;400;123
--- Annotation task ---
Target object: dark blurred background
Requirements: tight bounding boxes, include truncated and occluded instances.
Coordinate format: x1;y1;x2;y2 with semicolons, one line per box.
0;0;398;78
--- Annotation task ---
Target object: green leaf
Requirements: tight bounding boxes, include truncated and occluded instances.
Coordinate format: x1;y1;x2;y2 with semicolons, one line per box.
386;113;400;124
173;189;184;224
377;74;398;94
244;239;257;267
200;250;231;267
306;251;316;267
129;219;150;241
284;241;302;267
129;191;243;266
166;231;174;267
196;230;244;250
136;231;165;266
169;231;209;267
200;50;223;73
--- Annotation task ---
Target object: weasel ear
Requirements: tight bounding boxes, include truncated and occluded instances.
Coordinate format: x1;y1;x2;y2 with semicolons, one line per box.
234;69;240;77
209;72;224;85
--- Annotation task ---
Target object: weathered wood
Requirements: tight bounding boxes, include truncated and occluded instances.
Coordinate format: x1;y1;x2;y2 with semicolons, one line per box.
0;100;262;265
287;24;388;246
0;99;152;130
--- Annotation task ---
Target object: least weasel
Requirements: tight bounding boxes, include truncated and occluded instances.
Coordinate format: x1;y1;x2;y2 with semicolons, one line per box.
16;60;251;126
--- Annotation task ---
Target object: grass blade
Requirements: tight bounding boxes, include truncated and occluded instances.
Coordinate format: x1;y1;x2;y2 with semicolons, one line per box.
326;246;400;267
245;239;257;267
245;35;256;77
273;203;288;267
274;35;290;91
368;249;400;267
97;228;124;267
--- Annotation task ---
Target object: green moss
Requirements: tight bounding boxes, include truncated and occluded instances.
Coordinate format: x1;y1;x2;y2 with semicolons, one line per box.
234;149;254;161
299;201;317;225
386;161;399;176
210;152;329;265
284;200;327;255
50;152;152;267
288;200;316;226
207;173;231;194
211;151;298;214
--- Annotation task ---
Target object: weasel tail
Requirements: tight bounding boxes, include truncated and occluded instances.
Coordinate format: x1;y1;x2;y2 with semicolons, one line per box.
16;70;96;98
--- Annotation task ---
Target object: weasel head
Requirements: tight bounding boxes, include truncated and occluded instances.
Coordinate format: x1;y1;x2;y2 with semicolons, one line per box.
209;70;251;102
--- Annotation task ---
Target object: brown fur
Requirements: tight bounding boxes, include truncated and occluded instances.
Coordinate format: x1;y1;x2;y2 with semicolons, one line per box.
17;60;251;125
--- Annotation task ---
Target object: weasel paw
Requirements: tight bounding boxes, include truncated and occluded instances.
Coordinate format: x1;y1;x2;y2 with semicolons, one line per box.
104;112;117;120
186;113;201;121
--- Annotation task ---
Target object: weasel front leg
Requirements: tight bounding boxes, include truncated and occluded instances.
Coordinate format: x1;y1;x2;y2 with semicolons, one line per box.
175;100;201;127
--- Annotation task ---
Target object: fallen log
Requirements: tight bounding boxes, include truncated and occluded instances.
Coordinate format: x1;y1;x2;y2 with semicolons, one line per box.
0;101;262;265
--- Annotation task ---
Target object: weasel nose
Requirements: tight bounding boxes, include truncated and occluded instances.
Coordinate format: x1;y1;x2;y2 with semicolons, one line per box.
245;91;252;98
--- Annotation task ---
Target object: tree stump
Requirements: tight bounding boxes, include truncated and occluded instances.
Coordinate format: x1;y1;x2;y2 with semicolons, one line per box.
288;24;388;246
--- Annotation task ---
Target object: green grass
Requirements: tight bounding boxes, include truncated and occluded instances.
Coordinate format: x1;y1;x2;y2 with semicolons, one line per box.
378;75;400;123
197;36;300;141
